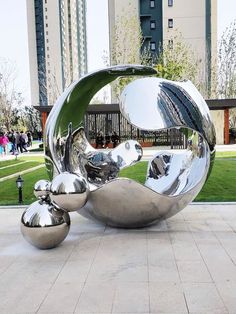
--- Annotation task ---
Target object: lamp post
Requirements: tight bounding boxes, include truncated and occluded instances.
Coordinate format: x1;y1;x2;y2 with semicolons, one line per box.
16;175;24;204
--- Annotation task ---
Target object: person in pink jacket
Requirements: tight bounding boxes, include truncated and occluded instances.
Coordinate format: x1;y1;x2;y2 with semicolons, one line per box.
0;132;9;155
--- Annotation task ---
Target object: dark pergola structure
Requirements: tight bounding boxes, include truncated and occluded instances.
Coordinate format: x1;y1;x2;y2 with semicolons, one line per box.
35;98;236;145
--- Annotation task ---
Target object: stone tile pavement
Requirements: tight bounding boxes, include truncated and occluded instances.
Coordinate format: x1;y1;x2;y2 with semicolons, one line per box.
1;203;236;313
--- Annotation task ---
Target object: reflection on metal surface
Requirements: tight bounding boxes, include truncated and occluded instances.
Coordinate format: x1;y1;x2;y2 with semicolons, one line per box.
21;200;70;249
50;172;89;212
34;180;51;200
21;65;216;248
119;78;215;147
82;139;142;187
44;65;157;179
145;132;209;196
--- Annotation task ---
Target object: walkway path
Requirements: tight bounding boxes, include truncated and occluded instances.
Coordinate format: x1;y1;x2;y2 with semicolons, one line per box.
0;144;235;162
1;204;236;313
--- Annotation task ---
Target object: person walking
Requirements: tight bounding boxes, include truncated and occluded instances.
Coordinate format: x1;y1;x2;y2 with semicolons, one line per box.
15;132;21;153
0;132;9;155
7;130;16;153
27;131;32;147
19;131;28;153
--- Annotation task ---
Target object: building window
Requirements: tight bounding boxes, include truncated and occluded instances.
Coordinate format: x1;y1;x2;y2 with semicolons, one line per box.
150;42;156;51
168;39;173;49
168;0;173;6
46;23;48;27
168;19;173;28
150;0;155;8
150;20;156;29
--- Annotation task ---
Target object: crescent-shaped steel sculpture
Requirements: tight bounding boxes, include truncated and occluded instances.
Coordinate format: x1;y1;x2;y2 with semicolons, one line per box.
21;65;215;249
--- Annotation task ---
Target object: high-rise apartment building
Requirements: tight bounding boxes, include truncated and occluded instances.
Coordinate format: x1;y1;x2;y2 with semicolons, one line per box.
108;0;217;87
27;0;87;107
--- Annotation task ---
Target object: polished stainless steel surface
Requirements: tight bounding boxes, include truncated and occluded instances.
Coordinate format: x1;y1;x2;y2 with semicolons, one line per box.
50;172;89;211
119;78;215;148
145;132;209;196
21;65;215;244
108;140;143;170
21;200;70;249
44;65;156;179
34;179;51;200
78;76;215;227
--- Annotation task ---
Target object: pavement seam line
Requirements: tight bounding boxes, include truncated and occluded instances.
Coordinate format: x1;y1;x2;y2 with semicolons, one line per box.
35;238;78;313
167;218;190;313
146;228;151;314
189;218;229;313
73;226;106;313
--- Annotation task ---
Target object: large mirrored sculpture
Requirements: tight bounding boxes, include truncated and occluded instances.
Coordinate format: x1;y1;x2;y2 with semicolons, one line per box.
21;65;215;249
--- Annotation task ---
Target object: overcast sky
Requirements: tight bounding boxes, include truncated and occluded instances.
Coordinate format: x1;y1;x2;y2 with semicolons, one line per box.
0;0;235;106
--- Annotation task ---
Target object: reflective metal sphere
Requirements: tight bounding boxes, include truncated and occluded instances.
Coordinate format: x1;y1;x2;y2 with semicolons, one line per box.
50;172;89;211
21;200;70;249
34;179;51;200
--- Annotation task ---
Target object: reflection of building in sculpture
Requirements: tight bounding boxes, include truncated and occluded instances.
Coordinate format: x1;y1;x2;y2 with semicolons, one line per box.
27;0;87;107
108;0;217;88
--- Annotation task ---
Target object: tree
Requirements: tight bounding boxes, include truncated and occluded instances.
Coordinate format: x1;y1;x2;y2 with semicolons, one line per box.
110;12;146;99
217;20;236;127
154;33;208;96
218;20;236;98
110;13;206;100
155;39;197;81
19;106;41;133
0;60;23;131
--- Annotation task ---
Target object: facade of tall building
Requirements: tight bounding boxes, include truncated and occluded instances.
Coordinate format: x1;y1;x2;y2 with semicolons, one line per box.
108;0;217;87
27;0;87;107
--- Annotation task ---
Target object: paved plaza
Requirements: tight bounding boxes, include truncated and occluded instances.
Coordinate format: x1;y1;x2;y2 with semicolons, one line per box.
1;203;236;313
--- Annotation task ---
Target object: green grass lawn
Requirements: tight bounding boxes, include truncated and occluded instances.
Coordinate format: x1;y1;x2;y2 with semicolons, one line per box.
0;167;48;205
0;161;42;178
0;156;44;167
215;151;236;158
194;159;236;202
120;159;236;202
0;152;235;205
0;159;25;168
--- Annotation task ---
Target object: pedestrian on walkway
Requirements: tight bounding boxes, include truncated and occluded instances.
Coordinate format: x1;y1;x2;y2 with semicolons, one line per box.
19;131;28;153
0;132;9;156
15;132;21;153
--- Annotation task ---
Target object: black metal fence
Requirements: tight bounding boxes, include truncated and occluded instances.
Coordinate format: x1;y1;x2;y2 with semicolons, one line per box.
84;111;187;149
